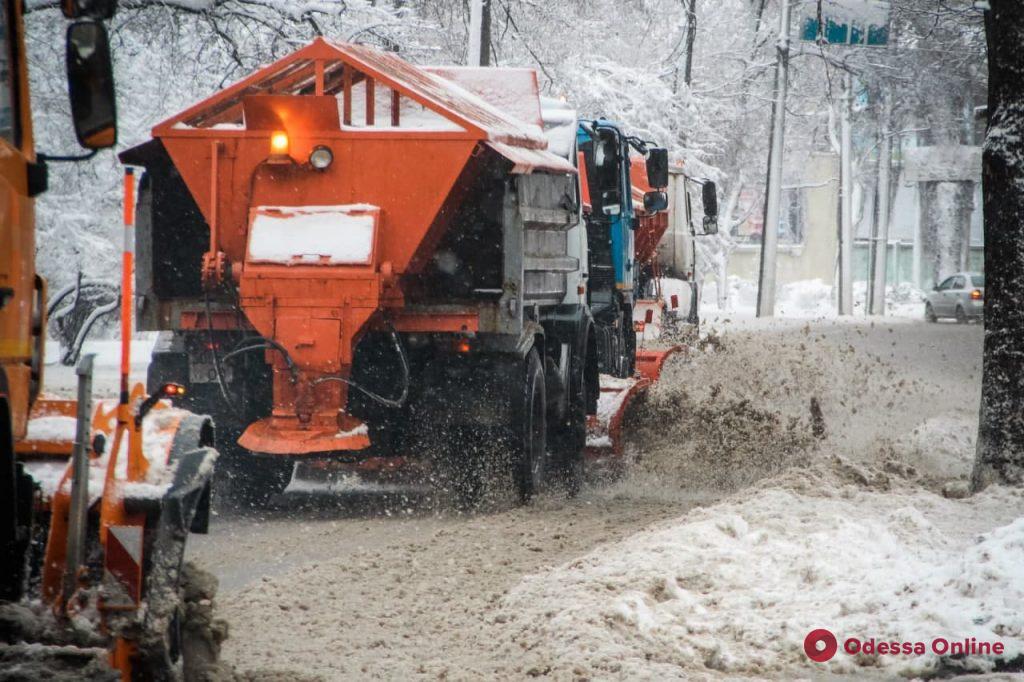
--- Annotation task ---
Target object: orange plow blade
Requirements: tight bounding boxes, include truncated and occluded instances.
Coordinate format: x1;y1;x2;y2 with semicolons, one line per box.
585;347;680;460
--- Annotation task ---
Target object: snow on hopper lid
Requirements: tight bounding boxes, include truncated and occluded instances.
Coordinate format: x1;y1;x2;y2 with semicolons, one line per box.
248;205;379;266
329;41;548;149
424;66;544;132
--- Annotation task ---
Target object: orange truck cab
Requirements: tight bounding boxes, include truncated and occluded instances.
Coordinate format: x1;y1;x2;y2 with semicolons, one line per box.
2;7;220;680
1;0;120;599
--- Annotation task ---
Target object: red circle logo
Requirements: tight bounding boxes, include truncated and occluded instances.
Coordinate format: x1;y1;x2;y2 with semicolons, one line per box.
804;628;838;662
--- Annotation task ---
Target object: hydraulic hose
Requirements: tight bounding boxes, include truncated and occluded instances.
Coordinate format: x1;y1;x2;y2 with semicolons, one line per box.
221;338;299;386
312;324;410;410
203;291;245;419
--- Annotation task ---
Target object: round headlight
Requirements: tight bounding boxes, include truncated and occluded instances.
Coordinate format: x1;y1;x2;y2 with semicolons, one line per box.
309;145;333;170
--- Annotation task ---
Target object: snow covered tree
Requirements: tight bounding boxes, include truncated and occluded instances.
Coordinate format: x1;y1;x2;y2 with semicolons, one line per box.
973;0;1024;490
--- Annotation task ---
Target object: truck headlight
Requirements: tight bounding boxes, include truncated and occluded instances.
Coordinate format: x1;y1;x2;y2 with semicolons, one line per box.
310;145;333;170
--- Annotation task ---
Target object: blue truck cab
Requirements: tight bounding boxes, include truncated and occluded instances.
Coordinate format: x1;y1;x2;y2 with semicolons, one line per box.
577;119;669;377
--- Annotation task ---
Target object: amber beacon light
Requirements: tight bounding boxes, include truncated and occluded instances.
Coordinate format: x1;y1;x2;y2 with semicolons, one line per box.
270;131;290;156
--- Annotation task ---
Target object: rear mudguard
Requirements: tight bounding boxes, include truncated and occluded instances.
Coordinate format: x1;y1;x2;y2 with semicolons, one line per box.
540;304;597;417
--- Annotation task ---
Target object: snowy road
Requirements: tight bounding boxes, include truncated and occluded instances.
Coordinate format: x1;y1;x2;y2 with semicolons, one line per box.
175;317;1011;680
190;490;705;680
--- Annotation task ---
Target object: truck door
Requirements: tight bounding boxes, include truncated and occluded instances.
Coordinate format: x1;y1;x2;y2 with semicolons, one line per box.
0;0;38;441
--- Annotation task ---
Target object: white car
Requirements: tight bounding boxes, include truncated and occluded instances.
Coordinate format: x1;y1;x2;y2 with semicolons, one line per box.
925;272;984;323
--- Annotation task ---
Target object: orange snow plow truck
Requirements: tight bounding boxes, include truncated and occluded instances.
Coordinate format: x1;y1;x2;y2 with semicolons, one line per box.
2;2;218;679
121;39;684;505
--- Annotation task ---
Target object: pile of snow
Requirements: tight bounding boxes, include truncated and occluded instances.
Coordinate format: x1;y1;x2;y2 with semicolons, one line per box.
498;473;1024;679
778;278;834;317
24;415;77;442
698;277;833;318
699;277;926;320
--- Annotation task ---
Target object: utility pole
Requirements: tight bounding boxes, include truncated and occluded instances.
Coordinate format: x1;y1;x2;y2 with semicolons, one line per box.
683;0;698;87
868;91;893;315
468;0;491;67
838;73;854;315
755;0;792;318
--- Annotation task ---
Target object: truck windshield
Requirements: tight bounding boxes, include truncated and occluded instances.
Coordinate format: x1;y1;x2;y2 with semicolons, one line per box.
0;2;16;145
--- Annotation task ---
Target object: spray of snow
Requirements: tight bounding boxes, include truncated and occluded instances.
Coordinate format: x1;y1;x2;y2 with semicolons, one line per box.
490;319;1015;679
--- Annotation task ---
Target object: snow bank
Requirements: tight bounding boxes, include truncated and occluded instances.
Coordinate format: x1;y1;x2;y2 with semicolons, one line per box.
497;320;997;679
500;477;1024;678
700;276;926;320
700;277;833;318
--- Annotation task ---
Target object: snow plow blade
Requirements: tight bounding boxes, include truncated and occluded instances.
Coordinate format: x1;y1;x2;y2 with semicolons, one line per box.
585;347;679;460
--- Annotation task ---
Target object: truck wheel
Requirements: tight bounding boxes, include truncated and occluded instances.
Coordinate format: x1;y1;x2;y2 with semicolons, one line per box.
223;454;293;508
549;351;586;497
512;349;548;503
622;305;636;377
0;397;28;602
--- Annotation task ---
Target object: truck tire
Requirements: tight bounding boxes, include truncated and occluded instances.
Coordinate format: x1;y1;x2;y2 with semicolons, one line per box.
549;348;587;496
622;304;636;377
0;395;29;598
512;349;548;503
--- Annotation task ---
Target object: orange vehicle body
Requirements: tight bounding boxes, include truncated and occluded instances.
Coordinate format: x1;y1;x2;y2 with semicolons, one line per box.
137;38;573;456
0;1;44;446
0;7;217;678
630;156;671;274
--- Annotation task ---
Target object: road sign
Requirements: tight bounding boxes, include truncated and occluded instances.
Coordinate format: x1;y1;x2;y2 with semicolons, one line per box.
800;0;890;46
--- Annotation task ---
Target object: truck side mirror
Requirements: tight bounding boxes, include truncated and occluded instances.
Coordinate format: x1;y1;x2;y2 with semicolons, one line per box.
646;148;669;188
643;190;668;213
702;215;719;235
66;21;117;150
702;180;719;220
62;0;116;20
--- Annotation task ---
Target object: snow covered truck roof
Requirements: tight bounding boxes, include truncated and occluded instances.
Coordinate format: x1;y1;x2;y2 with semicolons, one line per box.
150;38;573;175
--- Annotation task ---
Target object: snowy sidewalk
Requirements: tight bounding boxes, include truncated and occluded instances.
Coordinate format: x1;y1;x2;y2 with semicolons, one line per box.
498;464;1024;678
